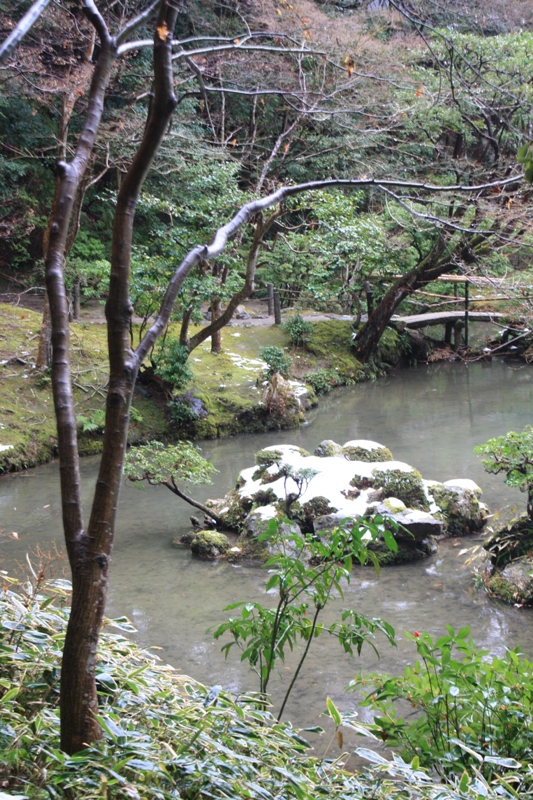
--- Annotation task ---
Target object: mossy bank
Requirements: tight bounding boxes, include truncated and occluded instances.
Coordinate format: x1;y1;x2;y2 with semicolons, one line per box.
0;303;407;473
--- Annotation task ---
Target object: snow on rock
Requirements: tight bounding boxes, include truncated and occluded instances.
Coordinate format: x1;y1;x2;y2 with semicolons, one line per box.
443;478;482;494
214;438;488;563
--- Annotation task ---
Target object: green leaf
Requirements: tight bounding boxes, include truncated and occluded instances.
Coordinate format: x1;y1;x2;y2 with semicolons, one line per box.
326;696;342;726
382;528;398;554
0;686;19;703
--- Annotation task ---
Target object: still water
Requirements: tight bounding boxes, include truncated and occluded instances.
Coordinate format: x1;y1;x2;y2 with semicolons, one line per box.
2;360;533;747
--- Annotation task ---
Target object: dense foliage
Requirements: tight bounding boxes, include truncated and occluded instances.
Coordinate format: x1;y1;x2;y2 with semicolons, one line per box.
350;627;533;791
1;578;529;799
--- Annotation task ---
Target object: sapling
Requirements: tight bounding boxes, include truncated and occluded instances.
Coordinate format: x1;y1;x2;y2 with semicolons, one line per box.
475;426;533;519
213;516;397;720
124;441;221;525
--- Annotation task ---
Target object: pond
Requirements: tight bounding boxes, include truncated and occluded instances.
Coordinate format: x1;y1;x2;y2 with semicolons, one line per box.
2;359;533;756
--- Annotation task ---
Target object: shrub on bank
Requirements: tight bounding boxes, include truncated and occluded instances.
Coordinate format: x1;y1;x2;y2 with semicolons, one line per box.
0;578;527;799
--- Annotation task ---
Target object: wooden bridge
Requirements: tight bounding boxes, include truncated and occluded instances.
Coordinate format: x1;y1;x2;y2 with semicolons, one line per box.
391;310;508;346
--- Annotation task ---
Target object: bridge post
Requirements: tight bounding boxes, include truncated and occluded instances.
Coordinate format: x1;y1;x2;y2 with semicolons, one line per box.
454;320;464;348
445;320;454;345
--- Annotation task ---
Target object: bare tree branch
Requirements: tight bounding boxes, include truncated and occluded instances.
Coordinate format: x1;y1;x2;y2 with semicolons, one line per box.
0;0;52;64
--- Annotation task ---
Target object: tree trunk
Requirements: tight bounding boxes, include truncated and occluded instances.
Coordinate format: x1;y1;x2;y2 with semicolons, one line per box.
186;211;279;352
36;292;52;371
354;239;450;362
211;297;222;353
73;278;81;320
59;1;178;754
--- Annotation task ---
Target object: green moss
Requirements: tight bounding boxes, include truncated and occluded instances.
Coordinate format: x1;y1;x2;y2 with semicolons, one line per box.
0;306;416;474
302;496;336;523
255;448;284;468
378;327;403;365
219;490;250;530
371;468;429;511
432;485;487;536
190;530;230;558
342;445;393;462
305;320;364;382
251;488;278;507
485;574;518;605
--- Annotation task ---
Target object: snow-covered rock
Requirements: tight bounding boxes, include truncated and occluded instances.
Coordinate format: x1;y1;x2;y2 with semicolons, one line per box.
213;438;488;563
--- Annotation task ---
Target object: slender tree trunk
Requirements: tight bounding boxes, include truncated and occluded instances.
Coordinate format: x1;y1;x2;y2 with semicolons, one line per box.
186;211;279;352
211;297;222;353
36;293;52;370
180;307;192;346
59;1;178;754
46;7;118;753
167;480;224;526
73;278;81;320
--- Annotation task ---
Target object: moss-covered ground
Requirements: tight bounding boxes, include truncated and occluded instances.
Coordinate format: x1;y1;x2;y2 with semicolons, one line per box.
0;304;399;472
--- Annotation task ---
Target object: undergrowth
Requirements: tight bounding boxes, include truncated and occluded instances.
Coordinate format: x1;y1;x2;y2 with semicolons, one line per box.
0;576;529;799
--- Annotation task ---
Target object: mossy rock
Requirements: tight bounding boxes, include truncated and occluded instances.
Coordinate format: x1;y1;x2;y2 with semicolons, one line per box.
251;488;278;507
190;530;230;559
218;490;250;531
342;444;393;462
314;440;344;458
432;484;487;536
253;446;310;482
371;467;429;511
302;496;337;524
252;448;285;481
368;535;437;565
172;531;196;547
486;557;533;606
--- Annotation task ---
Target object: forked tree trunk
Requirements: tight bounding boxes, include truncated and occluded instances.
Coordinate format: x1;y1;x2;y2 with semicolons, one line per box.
44;7;118;752
59;2;178;754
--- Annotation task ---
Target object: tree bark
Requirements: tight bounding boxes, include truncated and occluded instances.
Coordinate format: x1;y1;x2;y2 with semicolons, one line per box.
210;297;222;353
59;0;178;755
353;228;488;363
353;238;449;362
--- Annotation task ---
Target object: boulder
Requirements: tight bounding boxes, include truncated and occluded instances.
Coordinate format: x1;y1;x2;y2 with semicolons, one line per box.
314;513;359;535
207;437;487;564
369;535;438;565
190;530;230;559
314;439;344;458
431;481;488;535
487;557;533;606
373;503;444;541
342;440;393;462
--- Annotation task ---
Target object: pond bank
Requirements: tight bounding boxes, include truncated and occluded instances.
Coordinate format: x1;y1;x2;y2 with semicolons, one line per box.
0;302;406;473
